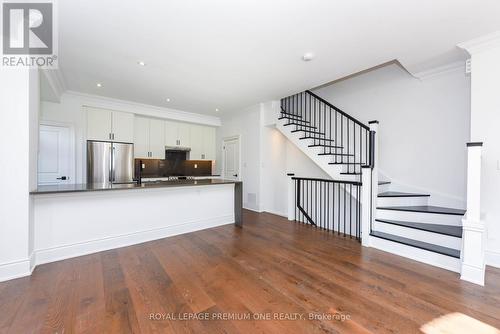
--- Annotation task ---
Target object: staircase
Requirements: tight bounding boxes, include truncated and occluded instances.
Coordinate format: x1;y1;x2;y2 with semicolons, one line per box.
278;90;466;273
277;90;373;181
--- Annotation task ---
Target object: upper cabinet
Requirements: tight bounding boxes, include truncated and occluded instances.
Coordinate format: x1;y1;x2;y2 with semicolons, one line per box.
189;125;216;160
134;117;165;159
165;121;191;148
87;108;216;161
86;107;134;143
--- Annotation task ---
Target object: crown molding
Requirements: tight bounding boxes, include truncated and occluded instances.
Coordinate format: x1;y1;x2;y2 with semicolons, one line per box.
40;69;67;102
457;31;500;55
63;90;222;126
412;61;464;80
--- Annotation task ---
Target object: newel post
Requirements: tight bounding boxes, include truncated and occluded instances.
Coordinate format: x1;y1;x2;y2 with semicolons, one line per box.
461;142;486;286
287;173;295;221
361;167;372;246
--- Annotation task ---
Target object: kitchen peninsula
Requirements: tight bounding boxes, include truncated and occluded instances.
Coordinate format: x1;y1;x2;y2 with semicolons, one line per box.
30;179;242;266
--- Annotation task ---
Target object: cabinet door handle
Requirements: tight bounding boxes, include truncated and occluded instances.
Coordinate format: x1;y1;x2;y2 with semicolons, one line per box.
112;133;115;140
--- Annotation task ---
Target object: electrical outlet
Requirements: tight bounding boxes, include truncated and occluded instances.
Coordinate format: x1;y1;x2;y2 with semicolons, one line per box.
194;164;198;169
142;163;145;169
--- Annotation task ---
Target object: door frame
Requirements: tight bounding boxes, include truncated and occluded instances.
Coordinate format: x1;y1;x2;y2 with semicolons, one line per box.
39;120;76;184
221;135;241;181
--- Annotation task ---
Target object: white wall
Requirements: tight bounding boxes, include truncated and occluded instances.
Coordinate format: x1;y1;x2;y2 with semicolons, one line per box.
41;92;222;183
313;63;470;208
216;104;262;211
0;68;39;281
464;42;500;267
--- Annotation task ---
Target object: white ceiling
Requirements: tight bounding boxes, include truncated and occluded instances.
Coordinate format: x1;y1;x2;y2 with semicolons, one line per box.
56;0;500;115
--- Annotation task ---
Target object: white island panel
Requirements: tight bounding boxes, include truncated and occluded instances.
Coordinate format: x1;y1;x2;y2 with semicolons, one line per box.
33;184;234;265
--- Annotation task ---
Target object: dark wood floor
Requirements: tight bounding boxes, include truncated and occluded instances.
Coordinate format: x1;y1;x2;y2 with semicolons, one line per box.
1;210;500;333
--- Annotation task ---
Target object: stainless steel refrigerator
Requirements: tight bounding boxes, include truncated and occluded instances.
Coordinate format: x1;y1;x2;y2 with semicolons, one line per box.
87;141;134;185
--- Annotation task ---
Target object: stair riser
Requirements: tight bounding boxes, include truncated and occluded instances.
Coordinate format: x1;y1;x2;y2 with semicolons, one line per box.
377;196;429;207
376;209;463;226
368;236;461;273
373;221;462;249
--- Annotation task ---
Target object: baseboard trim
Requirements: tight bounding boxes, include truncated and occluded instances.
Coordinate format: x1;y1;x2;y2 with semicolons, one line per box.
263;209;288;218
0;257;33;282
461;262;485;286
486;250;500;268
34;215;234;267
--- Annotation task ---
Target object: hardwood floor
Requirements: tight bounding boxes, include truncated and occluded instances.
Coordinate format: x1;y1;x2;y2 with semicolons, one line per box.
1;210;500;333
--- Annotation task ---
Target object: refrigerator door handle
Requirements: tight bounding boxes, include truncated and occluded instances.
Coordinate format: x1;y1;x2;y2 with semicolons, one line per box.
109;146;113;182
112;146;116;182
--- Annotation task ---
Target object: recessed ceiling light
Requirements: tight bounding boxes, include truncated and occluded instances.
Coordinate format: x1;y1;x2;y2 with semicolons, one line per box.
302;52;315;61
215;108;219;112
137;61;146;66
166;98;171;102
96;83;103;88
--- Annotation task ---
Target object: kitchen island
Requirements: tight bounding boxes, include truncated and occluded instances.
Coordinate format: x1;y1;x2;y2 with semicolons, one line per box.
30;179;242;267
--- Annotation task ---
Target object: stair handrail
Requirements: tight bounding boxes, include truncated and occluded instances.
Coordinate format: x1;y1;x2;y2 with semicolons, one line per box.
305;90;370;131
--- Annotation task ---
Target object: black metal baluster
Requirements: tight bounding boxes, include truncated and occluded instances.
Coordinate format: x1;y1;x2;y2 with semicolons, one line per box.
349;184;352;238
343;184;346;237
337;183;340;235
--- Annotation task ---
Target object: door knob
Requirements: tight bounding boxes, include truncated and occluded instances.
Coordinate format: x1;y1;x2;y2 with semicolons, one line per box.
56;176;67;180
233;174;238;177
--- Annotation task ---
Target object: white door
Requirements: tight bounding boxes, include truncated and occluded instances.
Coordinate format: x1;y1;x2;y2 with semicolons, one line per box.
223;137;240;180
38;125;72;185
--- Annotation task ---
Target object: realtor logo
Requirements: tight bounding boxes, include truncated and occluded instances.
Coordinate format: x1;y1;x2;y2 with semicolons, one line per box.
1;1;58;68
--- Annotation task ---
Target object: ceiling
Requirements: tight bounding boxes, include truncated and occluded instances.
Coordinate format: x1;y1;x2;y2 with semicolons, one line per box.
56;0;500;115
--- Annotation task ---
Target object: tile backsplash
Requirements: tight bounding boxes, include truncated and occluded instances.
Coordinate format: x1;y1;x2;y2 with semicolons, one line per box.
134;159;213;177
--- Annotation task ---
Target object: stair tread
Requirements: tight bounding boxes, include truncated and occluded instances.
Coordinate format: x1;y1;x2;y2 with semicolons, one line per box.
278;117;310;124
370;231;461;258
318;153;354;156
308;144;343;149
291;129;325;135
378;181;391;186
284;123;317;129
377;205;466;216
280;111;303;118
378;191;430;198
375;219;462;237
329;162;363;165
300;137;336;142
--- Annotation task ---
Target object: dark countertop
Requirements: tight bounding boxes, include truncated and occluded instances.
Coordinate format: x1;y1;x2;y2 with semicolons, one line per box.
31;179;241;195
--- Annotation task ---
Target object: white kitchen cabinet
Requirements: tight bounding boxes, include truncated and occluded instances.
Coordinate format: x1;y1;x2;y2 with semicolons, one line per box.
164;120;191;147
164;120;178;147
134;117;150;159
86;107;112;141
178;123;191;147
112;111;134;143
86;107;134;143
149;119;165;159
134;117;165;159
203;126;216;160
189;124;216;160
189;124;204;160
